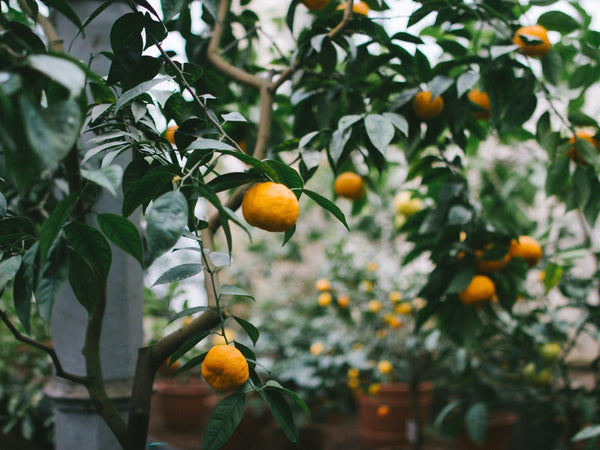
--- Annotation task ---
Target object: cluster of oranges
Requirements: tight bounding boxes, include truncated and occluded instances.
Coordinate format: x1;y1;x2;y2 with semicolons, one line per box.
458;235;543;307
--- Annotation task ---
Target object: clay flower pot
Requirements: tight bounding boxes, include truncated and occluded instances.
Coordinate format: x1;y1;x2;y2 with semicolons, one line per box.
357;382;434;448
153;377;217;432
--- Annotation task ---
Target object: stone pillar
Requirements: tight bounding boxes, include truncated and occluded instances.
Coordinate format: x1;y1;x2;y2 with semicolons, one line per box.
45;2;144;449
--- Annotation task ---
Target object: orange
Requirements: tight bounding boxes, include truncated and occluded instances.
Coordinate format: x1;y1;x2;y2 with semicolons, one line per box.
566;130;600;165
459;275;496;306
377;360;393;375
475;247;511;273
509;236;542;267
337;294;350;308
241;182;300;232
315;278;331;291
201;345;249;391
318;292;333;307
336;1;370;15
395;302;413;315
302;0;330;11
164;125;178;144
467;89;491;120
412;91;444;119
513;25;551;57
376;405;390;417
368;299;382;313
334;172;365;200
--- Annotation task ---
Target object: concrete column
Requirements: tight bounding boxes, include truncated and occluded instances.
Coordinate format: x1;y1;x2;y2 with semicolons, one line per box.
45;2;144;449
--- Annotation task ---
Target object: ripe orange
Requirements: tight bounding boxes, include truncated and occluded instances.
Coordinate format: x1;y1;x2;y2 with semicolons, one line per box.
337;294;350;308
336;1;370;15
509;236;542;267
201;345;249;391
318;292;333;307
376;405;390;417
334;172;365;200
315;278;331;291
377;360;393;375
302;0;330;11
475;248;511;273
513;25;551;57
241;182;300;232
566;130;600;165
459;275;496;306
467;89;491;120
412;91;444;119
165;125;178;144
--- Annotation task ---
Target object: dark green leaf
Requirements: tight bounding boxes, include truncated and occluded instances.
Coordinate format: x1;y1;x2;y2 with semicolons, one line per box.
261;388;299;444
152;263;203;285
365;114;394;154
541;51;562;85
13;243;38;333
301;189;349;230
35;237;70;326
568;111;598;127
19;97;82;170
97;213;143;266
0;194;6;217
68;248;99;314
264;380;311;418
64;221;112;282
446;268;476;294
465;402;488;444
0;256;22;293
220;284;255;300
538;10;580;34
264;160;304;190
545;156;570;197
145;191;188;267
27;54;86;97
122;166;176;217
232;315;259;345
161;0;186;22
38;194;78;267
202;393;247;450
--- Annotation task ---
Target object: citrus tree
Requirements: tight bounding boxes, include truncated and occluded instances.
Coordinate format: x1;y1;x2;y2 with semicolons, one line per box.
1;0;600;448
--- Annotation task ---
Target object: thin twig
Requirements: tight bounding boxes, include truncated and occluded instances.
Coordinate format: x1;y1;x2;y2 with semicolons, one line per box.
0;309;86;384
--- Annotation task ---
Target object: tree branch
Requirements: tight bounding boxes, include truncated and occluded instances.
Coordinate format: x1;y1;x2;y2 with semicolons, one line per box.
0;309;86;384
207;0;263;89
82;274;129;448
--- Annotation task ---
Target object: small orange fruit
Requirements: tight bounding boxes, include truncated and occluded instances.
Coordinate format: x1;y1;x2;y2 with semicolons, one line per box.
412;91;444;119
509;236;542;267
337;294;350;308
459;275;497;306
336;1;370;15
201;345;249;391
310;342;325;355
302;0;330;10
318;292;333;307
566;130;600;165
475;247;511;273
395;302;413;315
513;25;551;57
376;405;390;417
315;278;331;292
334;172;365;200
368;299;382;313
164;125;178;144
377;360;393;375
467;89;491;120
241;182;300;232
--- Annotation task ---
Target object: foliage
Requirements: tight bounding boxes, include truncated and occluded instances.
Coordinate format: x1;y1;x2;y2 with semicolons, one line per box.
1;0;600;448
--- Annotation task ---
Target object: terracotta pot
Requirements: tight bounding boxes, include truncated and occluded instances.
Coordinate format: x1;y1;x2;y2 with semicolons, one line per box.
457;410;518;450
153;377;217;432
357;382;434;448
